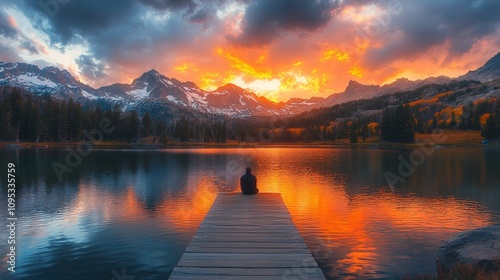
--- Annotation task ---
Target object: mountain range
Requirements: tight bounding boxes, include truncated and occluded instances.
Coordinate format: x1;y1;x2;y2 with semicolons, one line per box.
1;52;499;117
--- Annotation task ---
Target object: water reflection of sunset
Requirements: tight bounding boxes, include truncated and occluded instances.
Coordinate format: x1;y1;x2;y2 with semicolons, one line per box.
69;183;218;235
265;173;493;278
2;148;498;280
159;180;218;233
67;149;494;278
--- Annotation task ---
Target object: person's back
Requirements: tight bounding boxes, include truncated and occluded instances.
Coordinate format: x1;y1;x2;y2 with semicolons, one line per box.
240;167;258;195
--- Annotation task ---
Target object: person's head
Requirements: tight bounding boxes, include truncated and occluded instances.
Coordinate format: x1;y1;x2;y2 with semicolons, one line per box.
246;167;252;174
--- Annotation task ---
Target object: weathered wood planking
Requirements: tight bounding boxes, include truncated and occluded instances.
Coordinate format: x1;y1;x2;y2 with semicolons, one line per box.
169;193;326;279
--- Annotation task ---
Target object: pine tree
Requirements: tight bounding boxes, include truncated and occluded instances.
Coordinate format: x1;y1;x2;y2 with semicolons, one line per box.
220;120;227;143
123;110;139;142
112;105;122;140
142;112;152;137
481;114;500;140
381;105;415;143
0;98;10;141
103;109;114;140
94;106;103;127
349;121;358;143
380;108;393;142
394;105;414;143
58;100;69;141
22;96;40;141
67;99;83;141
8;89;24;142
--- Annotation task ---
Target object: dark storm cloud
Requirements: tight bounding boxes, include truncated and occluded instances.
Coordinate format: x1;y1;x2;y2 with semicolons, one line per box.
361;0;500;68
22;41;39;55
140;0;197;12
7;0;500;85
0;10;17;38
10;0;230;83
189;8;211;25
228;0;339;47
76;55;109;81
19;0;138;45
9;0;201;83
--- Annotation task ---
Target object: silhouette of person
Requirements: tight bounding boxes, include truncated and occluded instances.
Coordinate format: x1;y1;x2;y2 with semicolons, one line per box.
240;167;258;195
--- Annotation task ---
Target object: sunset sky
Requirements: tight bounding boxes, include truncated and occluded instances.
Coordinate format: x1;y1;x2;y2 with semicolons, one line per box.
1;0;500;102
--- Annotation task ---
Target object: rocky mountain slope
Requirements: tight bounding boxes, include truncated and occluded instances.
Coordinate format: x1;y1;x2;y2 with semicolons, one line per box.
460;52;500;82
1;52;499;118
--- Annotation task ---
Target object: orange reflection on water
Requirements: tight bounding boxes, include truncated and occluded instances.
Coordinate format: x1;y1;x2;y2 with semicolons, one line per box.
267;171;494;277
57;181;218;236
63;185;148;225
157;180;218;233
48;148;496;278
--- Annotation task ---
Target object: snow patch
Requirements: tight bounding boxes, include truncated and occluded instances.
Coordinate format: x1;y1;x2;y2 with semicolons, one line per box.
184;88;208;106
211;91;227;95
128;84;151;99
245;94;257;102
301;101;316;105
81;90;98;100
167;95;181;104
105;94;123;101
18;74;58;87
239;95;246;106
158;78;174;88
209;107;246;117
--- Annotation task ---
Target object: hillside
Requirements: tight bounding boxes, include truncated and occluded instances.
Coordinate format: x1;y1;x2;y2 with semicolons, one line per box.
1;52;499;119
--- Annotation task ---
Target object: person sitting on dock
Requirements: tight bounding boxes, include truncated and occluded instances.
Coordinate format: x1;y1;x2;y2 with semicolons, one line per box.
240;167;259;195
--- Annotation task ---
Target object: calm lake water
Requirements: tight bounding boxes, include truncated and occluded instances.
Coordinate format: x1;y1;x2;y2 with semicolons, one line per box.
0;147;499;279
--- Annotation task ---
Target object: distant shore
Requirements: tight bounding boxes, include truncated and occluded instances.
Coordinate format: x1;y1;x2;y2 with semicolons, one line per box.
0;130;494;149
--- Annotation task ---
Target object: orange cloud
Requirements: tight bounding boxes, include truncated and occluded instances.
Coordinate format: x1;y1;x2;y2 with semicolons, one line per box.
349;65;363;78
321;49;350;62
173;63;195;73
105;19;498;103
217;48;273;80
7;15;18;29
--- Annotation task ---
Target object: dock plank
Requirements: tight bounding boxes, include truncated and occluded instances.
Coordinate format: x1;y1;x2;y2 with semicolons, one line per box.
169;193;325;280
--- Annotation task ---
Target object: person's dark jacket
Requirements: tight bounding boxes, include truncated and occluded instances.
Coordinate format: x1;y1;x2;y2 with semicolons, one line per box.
240;172;258;195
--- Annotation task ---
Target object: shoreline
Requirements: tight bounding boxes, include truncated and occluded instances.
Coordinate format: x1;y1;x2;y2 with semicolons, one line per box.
0;141;496;150
0;129;493;149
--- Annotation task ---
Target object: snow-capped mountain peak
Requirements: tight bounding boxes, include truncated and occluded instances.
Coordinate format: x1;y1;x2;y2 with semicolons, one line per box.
0;62;101;100
2;52;500;117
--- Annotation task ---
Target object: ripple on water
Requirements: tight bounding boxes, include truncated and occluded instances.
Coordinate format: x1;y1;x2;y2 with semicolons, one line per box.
0;147;498;280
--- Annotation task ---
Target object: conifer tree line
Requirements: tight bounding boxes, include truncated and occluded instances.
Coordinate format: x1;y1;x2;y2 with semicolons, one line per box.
279;80;500;143
1;79;500;144
0;89;227;143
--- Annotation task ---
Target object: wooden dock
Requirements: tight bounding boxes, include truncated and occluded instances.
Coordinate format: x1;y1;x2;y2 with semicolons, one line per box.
169;193;325;279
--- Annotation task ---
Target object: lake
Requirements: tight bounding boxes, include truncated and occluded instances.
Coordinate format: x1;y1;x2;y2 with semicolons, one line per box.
0;146;499;279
